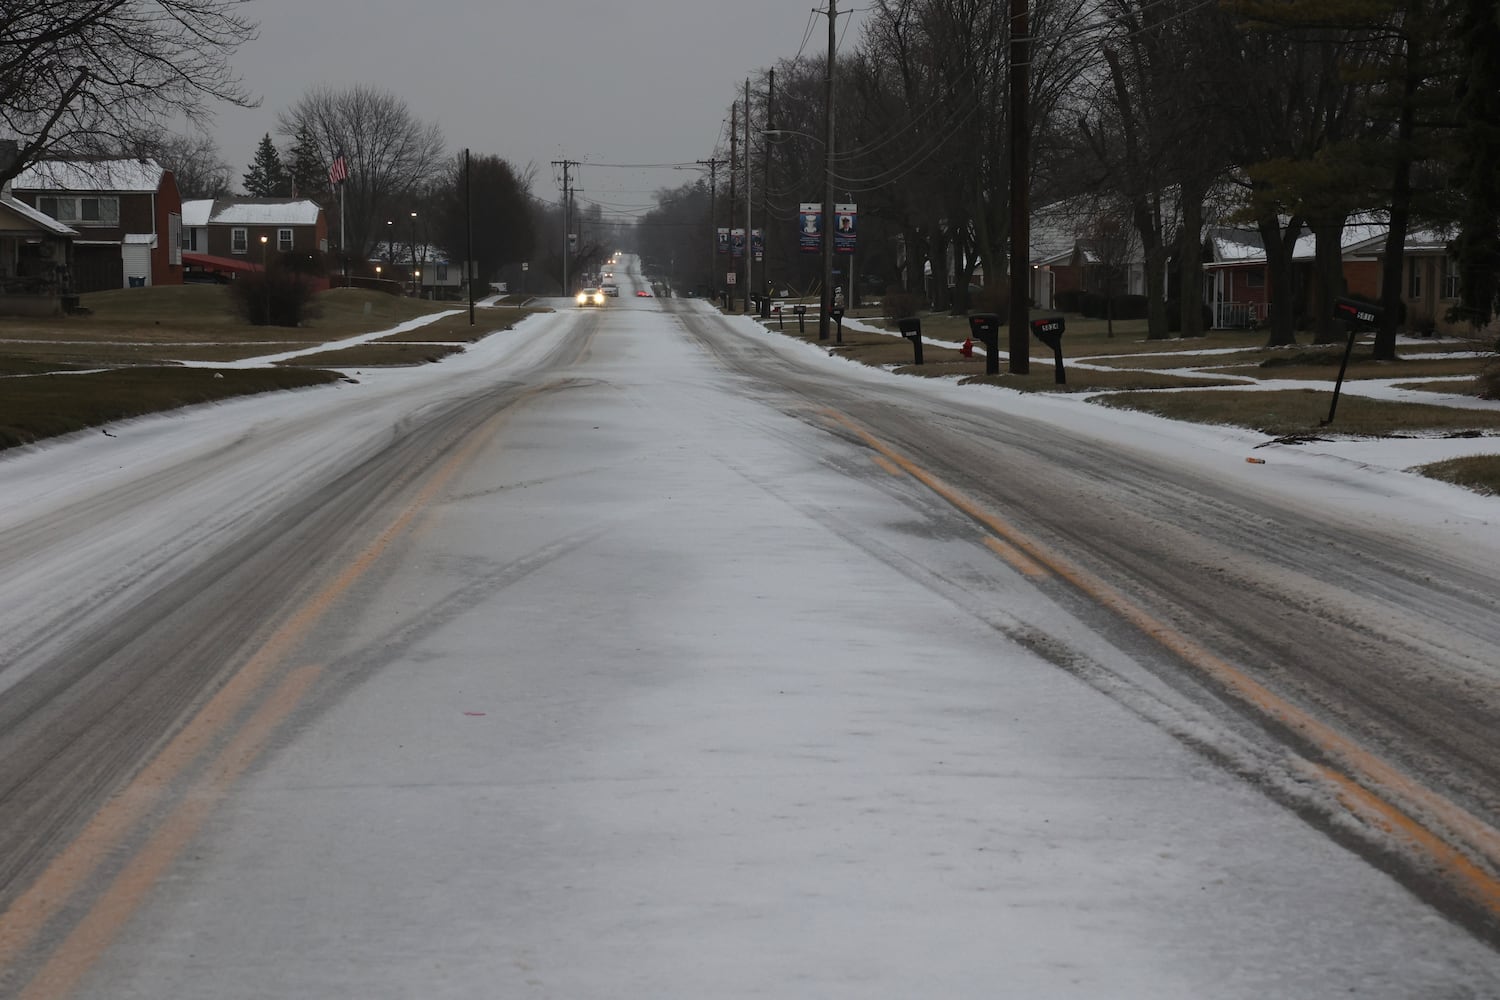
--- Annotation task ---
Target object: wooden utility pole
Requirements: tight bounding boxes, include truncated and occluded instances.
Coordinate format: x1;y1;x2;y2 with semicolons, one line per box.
819;0;837;341
1008;0;1030;373
762;68;775;302
552;158;576;295
744;76;753;313
729;101;737;307
697;157;725;298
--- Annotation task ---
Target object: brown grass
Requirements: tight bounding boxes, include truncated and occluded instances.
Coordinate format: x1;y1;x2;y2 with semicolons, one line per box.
1412;455;1500;495
276;343;464;367
0;367;340;450
1095;388;1500;436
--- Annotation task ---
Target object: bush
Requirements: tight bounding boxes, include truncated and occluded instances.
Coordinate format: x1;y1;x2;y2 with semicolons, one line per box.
1056;289;1085;314
882;286;921;320
227;270;322;327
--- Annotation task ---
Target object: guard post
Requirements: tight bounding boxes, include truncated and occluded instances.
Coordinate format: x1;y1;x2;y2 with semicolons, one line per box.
1326;298;1381;425
1030;316;1066;384
968;313;1001;376
898;317;923;365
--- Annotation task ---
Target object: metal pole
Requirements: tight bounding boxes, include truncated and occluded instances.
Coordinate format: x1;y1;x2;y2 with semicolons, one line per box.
819;0;837;341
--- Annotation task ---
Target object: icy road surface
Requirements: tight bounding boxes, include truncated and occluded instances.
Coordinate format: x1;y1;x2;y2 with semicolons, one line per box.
2;263;1499;997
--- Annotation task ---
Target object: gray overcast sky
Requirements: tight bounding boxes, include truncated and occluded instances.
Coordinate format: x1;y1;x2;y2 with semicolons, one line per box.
212;0;863;218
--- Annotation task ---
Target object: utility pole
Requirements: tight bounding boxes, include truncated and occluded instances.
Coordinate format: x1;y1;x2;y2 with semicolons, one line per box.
697;157;725;298
465;148;474;325
729;101;737;309
1008;0;1030;374
552;158;577;295
762;68;775;305
819;0;838;341
745;78;754;313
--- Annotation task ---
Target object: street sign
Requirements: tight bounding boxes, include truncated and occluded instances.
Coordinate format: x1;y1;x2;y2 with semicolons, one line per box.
726;271;737;286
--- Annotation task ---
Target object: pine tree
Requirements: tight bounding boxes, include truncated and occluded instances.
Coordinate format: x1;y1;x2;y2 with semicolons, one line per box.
242;133;289;197
285;125;326;201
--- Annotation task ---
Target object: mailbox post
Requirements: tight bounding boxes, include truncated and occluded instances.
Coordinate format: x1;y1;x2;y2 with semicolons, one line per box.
831;306;845;344
968;313;1001;376
794;303;807;333
1029;316;1066;384
1326;298;1382;425
898;317;923;365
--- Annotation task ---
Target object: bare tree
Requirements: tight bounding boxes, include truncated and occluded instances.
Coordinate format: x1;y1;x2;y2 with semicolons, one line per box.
133;132;234;200
276;85;446;260
0;1;257;185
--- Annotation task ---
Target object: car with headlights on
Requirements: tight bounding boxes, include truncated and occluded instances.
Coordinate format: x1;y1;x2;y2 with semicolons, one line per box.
576;287;605;307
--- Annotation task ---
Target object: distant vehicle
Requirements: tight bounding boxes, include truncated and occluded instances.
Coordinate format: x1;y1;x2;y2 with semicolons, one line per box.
576;287;605;307
636;289;651;297
602;282;619;297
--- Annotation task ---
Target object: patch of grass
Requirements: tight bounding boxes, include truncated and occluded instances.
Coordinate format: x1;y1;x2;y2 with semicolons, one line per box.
308;288;452;336
1413;455;1500;495
954;368;1242;393
0;367;340;450
276;343;464;367
375;309;538;343
0;356;89;376
1094;388;1500;436
1391;378;1485;395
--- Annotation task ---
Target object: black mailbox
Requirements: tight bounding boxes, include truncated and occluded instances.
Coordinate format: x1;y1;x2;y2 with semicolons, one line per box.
830;306;846;344
968;313;1001;375
793;303;808;333
1325;298;1384;425
898;317;923;365
1333;297;1380;329
1029;316;1066;384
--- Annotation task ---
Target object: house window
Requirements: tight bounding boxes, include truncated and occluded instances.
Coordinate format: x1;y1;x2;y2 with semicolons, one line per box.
278;228;294;252
1443;256;1461;300
1408;258;1423;299
231;228;248;254
37;195;118;225
1245;267;1265;289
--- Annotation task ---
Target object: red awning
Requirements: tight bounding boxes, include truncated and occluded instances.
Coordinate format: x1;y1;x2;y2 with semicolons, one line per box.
182;251;261;274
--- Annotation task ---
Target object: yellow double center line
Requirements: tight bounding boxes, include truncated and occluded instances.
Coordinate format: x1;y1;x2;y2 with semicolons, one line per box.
0;402;518;999
825;407;1500;918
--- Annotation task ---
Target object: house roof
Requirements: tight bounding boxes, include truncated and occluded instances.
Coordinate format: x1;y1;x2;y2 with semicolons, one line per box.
182;199;214;228
0;195;77;236
1345;224;1458;258
1207;212;1392;267
209;198;322;226
12;159;165;194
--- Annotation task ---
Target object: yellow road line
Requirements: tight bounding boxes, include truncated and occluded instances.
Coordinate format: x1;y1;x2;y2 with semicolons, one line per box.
20;666;321;1000
0;401;519;987
982;535;1050;579
871;454;905;477
821;407;1500;913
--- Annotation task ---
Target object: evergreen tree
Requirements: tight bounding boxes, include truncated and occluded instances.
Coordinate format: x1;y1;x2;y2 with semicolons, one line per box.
285;125;326;200
242;133;289;197
1454;0;1500;331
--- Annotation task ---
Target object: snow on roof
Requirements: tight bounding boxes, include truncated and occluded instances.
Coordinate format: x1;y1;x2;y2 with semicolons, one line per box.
182;199;214;228
0;195;77;236
210;199;322;226
12;159;165;193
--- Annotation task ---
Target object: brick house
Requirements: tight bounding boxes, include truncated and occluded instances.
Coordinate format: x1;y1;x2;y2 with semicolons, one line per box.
10;159;182;291
181;198;330;288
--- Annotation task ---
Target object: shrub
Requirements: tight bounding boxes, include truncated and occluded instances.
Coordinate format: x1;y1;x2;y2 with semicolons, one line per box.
1056;289;1085;314
882;286;921;320
1165;300;1214;333
227;270;322;327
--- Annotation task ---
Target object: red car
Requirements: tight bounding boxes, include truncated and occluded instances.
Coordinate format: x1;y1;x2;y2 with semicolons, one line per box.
636;290;651;298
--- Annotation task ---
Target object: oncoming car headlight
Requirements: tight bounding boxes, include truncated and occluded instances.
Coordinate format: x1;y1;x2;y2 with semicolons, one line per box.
576;292;588;305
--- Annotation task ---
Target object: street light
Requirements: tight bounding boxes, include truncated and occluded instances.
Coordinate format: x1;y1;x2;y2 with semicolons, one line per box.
410;211;419;298
259;235;270;323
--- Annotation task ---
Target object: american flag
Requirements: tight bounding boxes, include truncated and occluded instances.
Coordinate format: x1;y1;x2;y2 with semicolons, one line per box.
327;151;348;186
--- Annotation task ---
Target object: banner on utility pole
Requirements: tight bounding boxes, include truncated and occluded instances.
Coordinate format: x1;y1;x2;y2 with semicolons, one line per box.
834;203;857;254
751;229;763;262
798;204;821;254
717;228;730;255
730;228;746;258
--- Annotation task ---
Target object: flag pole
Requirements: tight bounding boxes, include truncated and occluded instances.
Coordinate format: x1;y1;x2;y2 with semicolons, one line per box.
340;180;347;287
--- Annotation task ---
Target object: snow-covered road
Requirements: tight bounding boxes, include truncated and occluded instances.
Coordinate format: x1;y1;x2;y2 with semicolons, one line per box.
2;261;1498;997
